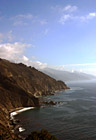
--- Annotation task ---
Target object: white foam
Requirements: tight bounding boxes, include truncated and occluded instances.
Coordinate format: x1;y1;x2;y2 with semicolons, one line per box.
10;107;35;119
19;127;25;132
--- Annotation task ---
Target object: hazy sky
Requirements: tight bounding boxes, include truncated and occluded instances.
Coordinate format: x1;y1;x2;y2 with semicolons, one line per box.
0;0;96;74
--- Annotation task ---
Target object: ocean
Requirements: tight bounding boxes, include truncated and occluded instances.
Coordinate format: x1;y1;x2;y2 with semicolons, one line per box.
15;80;96;140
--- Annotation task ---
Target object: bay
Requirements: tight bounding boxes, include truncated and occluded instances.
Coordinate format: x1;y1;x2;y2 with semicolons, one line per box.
15;80;96;140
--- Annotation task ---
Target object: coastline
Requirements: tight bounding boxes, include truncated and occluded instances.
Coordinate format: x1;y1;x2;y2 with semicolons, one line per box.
9;89;69;139
8;89;68;139
10;107;35;120
10;106;35;139
0;58;69;140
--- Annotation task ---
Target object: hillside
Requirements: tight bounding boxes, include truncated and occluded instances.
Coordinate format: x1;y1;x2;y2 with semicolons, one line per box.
0;58;68;139
41;68;96;82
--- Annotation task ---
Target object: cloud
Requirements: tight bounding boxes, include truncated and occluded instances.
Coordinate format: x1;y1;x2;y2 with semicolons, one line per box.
12;14;33;26
52;5;96;24
52;5;78;13
59;12;96;24
61;5;78;13
0;42;47;69
22;56;29;61
79;12;96;22
65;63;96;67
0;42;95;73
16;57;47;69
52;5;78;24
59;14;72;24
87;12;96;18
32;61;47;69
0;31;14;42
12;14;47;26
0;42;30;60
48;63;96;75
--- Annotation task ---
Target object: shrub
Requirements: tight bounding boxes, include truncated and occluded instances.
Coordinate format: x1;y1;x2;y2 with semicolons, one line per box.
25;129;58;140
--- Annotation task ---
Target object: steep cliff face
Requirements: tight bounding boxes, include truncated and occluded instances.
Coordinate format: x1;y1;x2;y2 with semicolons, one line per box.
0;71;39;139
0;58;69;138
0;58;68;97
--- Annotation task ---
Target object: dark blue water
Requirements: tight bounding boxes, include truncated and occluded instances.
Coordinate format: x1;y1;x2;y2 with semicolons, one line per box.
16;80;96;140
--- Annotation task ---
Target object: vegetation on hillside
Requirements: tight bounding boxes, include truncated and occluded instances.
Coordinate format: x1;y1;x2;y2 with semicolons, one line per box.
0;128;58;140
25;129;58;140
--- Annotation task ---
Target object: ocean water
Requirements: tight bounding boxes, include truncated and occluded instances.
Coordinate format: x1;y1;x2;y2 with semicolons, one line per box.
15;80;96;140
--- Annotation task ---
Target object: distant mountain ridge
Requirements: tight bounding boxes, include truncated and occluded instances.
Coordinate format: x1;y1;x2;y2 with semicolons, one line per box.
41;68;96;82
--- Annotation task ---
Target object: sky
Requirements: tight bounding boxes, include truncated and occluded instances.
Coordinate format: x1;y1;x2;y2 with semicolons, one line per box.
0;0;96;75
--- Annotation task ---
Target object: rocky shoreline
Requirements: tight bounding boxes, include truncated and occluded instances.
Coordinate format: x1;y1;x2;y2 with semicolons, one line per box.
0;89;69;140
9;98;60;136
0;58;69;140
9;107;36;140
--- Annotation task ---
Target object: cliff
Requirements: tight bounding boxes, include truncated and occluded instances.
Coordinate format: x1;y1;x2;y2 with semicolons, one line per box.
0;58;69;139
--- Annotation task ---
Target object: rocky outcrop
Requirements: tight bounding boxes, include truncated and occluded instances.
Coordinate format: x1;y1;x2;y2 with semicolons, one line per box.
25;129;58;140
0;58;69;139
42;101;62;106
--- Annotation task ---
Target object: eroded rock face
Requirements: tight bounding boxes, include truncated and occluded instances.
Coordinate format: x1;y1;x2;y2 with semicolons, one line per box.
0;59;69;97
0;58;69;137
